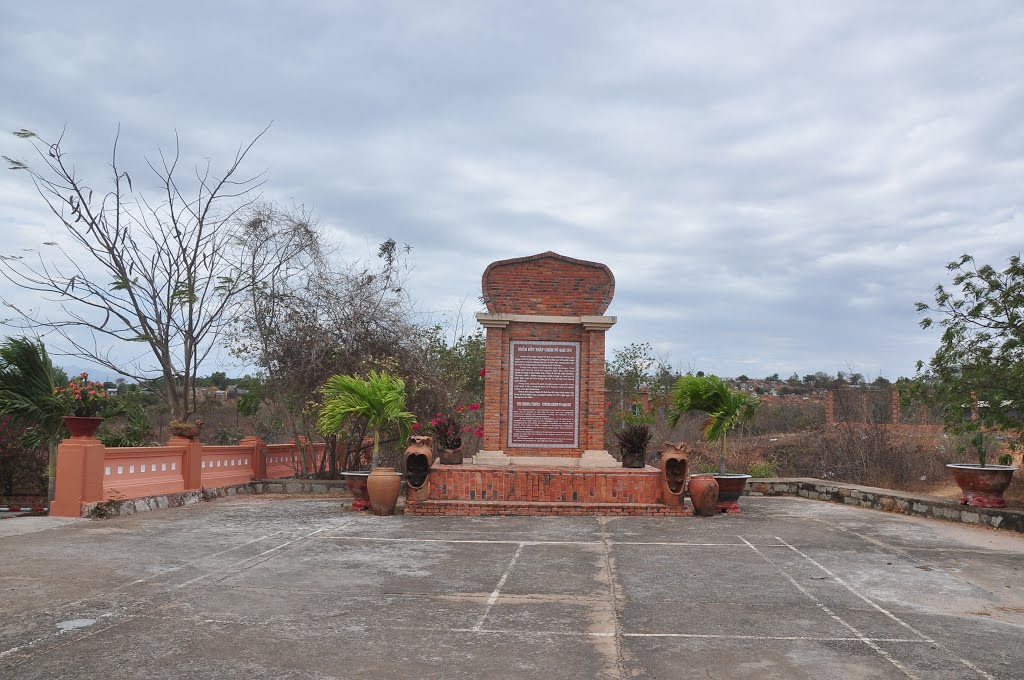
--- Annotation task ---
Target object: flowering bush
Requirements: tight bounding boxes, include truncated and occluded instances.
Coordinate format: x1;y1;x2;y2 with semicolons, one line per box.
428;403;483;450
55;373;111;418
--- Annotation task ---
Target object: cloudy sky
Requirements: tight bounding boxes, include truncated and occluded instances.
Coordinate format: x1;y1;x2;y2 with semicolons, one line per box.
1;2;1022;381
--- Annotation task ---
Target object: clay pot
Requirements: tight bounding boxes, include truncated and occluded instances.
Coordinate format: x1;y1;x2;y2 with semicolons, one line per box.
947;464;1018;508
713;474;752;514
439;446;464;465
342;471;371;511
367;467;402;516
63;416;104;439
404;436;434;501
658;442;689;507
688;474;719;517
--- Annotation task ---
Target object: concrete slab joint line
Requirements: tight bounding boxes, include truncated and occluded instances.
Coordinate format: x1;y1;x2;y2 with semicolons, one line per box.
772;536;997;680
474;543;525;631
737;535;922;679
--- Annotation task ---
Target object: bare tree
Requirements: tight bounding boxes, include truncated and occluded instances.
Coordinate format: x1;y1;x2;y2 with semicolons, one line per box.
229;207;424;474
2;127;270;420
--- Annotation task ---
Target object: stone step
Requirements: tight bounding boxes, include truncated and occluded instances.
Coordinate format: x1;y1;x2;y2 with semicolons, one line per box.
404;499;692;517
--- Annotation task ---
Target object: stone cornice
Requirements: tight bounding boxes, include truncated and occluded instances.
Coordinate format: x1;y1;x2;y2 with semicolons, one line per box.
476;313;617;330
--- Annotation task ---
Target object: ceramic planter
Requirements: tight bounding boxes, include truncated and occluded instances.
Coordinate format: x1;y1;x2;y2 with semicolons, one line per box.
63;416;104;439
367;467;402;516
404;436;434;501
621;449;646;469
713;474;751;514
688;474;719;517
439;446;464;465
341;471;371;511
658;442;689;507
169;419;204;439
947;464;1018;508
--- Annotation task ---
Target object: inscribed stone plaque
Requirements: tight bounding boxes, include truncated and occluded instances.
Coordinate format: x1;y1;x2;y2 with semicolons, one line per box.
508;340;580;448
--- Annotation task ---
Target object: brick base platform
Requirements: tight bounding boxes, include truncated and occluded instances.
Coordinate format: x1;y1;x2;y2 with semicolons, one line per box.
404;464;692;517
404;500;692;516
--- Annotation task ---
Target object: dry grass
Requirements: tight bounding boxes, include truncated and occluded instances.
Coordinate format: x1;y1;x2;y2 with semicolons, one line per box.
648;421;1024;509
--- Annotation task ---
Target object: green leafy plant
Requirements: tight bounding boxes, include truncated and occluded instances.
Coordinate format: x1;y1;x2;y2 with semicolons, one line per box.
317;371;415;468
0;337;69;501
997;453;1013;466
909;254;1024;455
747;460;778;478
98;393;154;447
668;374;760;475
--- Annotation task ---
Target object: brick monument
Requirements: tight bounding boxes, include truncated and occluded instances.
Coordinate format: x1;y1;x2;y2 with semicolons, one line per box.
402;251;691;516
472;251;617;467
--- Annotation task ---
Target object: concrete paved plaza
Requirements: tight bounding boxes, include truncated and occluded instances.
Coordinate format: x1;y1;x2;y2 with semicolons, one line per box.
2;496;1023;679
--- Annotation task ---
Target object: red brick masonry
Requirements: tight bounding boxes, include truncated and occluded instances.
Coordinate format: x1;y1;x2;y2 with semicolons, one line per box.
404;465;693;517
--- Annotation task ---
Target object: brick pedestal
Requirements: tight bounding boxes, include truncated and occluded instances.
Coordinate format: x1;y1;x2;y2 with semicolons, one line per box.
405;465;693;517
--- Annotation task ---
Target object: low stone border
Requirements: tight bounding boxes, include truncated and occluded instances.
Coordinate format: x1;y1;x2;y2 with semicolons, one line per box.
80;479;351;518
745;478;1024;532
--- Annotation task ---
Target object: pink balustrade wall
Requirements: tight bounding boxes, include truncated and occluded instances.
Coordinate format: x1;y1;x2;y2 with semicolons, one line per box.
51;435;323;517
104;446;187;500
201;445;257;487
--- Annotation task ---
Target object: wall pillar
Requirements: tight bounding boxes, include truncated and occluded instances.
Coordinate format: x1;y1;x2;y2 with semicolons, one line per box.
478;318;510;457
51;437;106;517
240;436;267;479
172;436;204;490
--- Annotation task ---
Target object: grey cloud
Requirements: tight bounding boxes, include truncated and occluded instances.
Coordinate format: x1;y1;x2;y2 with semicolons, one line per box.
2;1;1022;381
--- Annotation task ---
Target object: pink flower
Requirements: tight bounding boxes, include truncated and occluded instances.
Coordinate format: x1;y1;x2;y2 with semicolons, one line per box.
479;369;486;377
468;403;480;411
411;423;421;431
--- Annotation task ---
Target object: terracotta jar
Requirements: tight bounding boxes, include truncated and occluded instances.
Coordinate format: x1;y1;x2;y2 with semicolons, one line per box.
688;474;719;517
439;446;464;465
404;436;434;501
658;442;689;507
367;467;402;516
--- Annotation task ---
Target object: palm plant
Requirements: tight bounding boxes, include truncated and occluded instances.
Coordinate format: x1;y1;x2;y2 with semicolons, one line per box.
317;370;415;468
668;374;760;475
0;337;69;502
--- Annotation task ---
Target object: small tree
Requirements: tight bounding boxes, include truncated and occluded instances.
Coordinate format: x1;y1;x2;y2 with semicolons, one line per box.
668;374;760;475
317;371;415;468
912;254;1024;448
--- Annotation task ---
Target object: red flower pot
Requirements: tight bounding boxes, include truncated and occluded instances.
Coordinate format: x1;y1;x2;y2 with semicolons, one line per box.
342;472;371;511
63;416;104;439
947;464;1018;508
713;474;751;514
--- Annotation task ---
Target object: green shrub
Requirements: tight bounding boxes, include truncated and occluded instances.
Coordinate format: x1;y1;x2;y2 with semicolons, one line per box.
747;460;778;478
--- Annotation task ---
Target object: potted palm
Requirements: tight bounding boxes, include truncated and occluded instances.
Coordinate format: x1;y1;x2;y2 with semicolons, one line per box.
668;374;760;513
317;371;415;516
0;338;69;506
